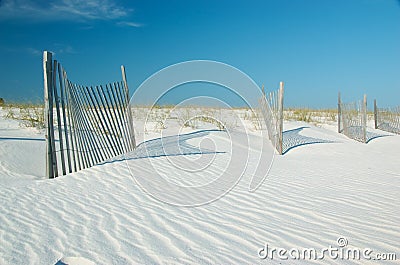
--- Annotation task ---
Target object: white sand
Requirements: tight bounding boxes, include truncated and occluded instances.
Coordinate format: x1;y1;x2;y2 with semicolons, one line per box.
0;108;399;264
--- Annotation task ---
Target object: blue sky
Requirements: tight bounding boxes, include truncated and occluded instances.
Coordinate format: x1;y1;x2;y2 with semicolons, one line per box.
0;0;399;108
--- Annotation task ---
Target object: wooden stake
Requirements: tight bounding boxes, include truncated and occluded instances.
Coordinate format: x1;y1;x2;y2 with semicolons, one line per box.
69;85;104;165
53;60;66;176
77;83;113;160
115;81;135;151
43;51;53;178
98;85;124;155
278;81;284;155
66;85;84;170
58;64;73;174
363;94;367;143
95;85;122;155
338;92;341;133
374;99;378;129
107;83;130;153
68;85;99;167
121;66;136;150
64;78;78;172
110;83;130;153
88;86;118;157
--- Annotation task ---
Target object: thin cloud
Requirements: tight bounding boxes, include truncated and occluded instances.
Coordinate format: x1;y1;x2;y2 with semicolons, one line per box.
3;46;42;56
54;44;77;54
0;0;133;22
4;45;76;56
117;21;143;28
26;47;41;56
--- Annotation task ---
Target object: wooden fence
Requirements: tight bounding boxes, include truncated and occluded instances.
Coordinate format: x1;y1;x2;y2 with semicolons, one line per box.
374;100;400;134
338;93;367;143
43;51;136;178
259;82;284;154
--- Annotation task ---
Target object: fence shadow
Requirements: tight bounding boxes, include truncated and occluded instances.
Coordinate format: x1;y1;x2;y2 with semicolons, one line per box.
101;129;226;164
366;131;391;143
282;127;334;155
0;137;46;142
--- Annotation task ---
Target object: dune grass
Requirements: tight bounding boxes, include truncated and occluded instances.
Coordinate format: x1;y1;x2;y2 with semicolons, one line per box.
1;102;45;129
284;108;339;125
1;102;369;132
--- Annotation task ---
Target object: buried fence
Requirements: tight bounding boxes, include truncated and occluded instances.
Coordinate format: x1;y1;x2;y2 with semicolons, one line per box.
259;82;284;154
374;100;400;134
338;93;367;143
43;51;136;178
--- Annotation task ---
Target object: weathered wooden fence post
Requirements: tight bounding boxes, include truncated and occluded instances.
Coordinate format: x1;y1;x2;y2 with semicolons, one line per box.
58;64;73;174
52;60;67;176
374;99;378;129
43;51;56;178
121;65;136;150
278;81;284;155
338;92;341;133
362;94;367;143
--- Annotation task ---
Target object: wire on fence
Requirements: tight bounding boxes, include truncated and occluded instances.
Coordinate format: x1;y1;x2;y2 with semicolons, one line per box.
43;51;136;178
258;82;284;154
338;93;367;143
374;100;400;134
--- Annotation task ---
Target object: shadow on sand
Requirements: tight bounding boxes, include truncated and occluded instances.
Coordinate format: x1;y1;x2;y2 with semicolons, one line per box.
0;137;46;142
366;131;391;144
100;129;226;165
282;127;334;155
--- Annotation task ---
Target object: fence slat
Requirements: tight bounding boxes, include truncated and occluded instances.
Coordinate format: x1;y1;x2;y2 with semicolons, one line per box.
110;83;129;152
106;83;127;153
374;99;378;129
58;64;73;173
88;86;119;157
43;51;53;178
338;92;341;133
338;93;367;143
68;85;97;167
66;85;84;170
363;94;367;143
69;85;104;164
374;99;400;134
278;81;284;155
97;85;124;155
52;60;66;175
43;51;136;177
115;81;135;151
121;66;136;150
77;85;112;160
258;82;284;154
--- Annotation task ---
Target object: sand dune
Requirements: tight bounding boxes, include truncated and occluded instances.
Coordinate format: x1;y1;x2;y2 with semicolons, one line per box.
0;109;399;264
